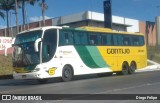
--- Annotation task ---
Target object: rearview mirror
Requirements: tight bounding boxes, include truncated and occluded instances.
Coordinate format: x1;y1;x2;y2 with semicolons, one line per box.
34;38;42;52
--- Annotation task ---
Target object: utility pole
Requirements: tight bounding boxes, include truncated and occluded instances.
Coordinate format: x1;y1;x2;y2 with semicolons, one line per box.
41;0;48;26
15;0;19;35
156;6;160;50
42;0;45;26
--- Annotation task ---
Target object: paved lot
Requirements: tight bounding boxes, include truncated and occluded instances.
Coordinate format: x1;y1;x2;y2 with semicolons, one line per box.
0;70;160;103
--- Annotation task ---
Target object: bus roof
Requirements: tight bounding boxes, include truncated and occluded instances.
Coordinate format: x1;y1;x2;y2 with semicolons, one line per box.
62;26;144;35
77;26;144;35
17;26;144;36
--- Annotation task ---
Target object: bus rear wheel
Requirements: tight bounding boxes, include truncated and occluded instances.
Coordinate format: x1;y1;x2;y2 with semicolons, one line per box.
121;62;129;75
62;65;74;82
129;62;136;74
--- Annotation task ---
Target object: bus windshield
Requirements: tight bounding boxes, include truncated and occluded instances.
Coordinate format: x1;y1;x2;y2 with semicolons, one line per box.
14;30;42;44
13;42;40;67
12;30;42;67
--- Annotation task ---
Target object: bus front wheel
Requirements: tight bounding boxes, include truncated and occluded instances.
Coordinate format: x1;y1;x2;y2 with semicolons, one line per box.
62;65;74;82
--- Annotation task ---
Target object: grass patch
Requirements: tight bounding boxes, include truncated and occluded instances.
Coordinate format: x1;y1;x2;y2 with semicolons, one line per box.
0;54;13;76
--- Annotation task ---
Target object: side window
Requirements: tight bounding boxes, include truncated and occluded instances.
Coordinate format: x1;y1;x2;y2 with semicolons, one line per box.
101;35;107;45
113;35;118;45
88;33;100;45
42;29;57;63
123;36;131;46
117;35;123;46
106;34;113;45
132;36;139;46
89;34;97;45
74;32;88;45
131;35;144;46
139;36;145;46
59;30;73;46
101;34;111;45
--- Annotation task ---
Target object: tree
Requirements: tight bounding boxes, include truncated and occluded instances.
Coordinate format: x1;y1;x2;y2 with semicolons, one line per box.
0;0;15;37
0;0;15;30
18;0;39;25
0;11;5;20
39;0;48;26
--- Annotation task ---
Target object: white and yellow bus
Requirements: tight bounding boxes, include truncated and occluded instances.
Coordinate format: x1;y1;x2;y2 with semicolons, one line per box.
12;26;147;83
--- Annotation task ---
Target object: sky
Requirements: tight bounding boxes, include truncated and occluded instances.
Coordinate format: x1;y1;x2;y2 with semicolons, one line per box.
0;0;160;29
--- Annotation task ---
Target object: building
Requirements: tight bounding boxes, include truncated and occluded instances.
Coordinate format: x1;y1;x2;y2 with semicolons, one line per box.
53;11;156;46
53;11;139;33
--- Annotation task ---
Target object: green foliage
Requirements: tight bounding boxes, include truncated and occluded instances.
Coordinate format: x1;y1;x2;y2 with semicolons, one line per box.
0;11;5;20
0;0;15;32
17;0;40;25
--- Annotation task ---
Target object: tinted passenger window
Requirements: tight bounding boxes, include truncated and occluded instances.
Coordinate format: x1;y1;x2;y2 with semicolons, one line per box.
117;35;123;46
74;32;88;45
59;30;73;46
89;33;98;45
101;35;107;45
123;36;131;46
132;36;140;46
139;36;145;46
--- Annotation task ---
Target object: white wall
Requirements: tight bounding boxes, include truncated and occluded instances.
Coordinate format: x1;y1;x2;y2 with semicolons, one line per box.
112;16;125;25
52;11;140;33
0;37;12;50
87;11;104;21
125;18;139;32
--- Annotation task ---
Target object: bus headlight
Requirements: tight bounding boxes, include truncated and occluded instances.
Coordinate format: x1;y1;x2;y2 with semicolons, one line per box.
32;68;40;72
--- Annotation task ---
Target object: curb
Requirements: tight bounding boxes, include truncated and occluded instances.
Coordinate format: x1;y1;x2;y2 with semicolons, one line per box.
136;64;160;72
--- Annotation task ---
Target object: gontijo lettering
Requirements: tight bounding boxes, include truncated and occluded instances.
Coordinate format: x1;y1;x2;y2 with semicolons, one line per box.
107;48;130;54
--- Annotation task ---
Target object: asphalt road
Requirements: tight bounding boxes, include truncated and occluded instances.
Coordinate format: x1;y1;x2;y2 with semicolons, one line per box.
0;70;160;103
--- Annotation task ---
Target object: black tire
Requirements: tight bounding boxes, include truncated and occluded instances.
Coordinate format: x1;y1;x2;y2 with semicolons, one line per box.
62;65;74;82
97;72;113;77
121;62;129;75
129;62;136;74
37;79;48;84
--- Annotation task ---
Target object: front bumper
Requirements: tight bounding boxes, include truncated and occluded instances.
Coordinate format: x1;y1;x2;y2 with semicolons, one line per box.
13;71;51;80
